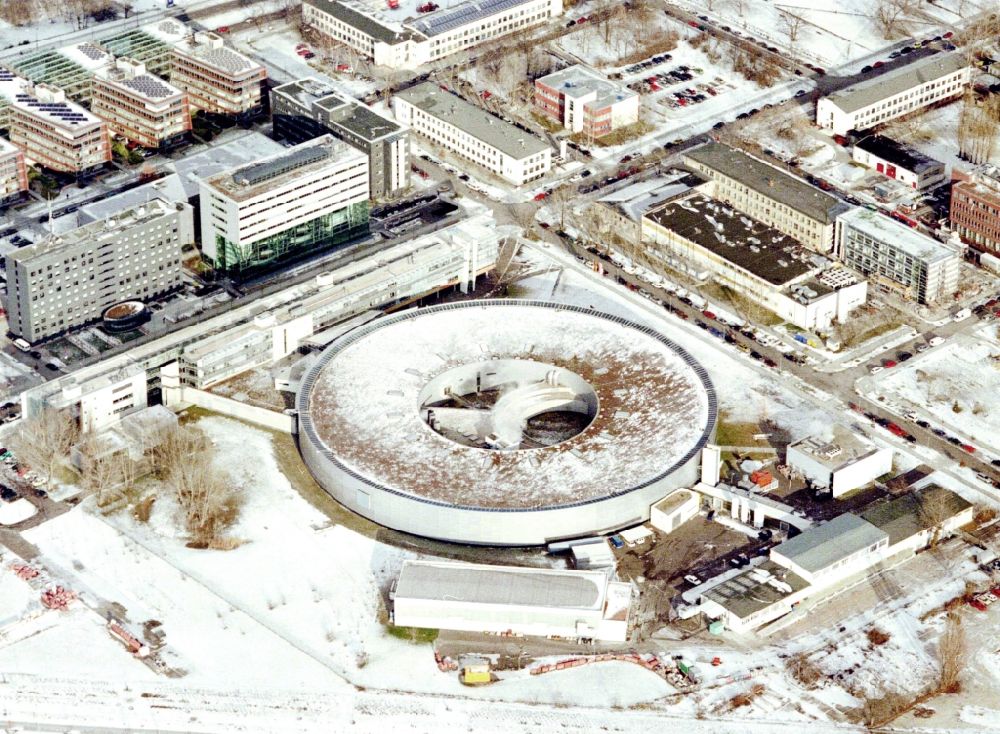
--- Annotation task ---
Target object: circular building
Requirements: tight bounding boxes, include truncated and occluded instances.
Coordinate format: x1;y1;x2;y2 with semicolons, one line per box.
102;300;150;333
296;301;716;545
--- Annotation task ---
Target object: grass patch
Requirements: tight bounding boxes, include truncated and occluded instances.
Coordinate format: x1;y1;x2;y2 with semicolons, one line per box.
530;111;564;134
714;411;769;448
572;121;654;147
387;625;439;644
841;319;903;349
699;282;783;327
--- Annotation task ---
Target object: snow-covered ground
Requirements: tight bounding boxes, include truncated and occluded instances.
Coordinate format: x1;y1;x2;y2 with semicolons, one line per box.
0;498;37;525
874;323;1000;452
886;100;1000;178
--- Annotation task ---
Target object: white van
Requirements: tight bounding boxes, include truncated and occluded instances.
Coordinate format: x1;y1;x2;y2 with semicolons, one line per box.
12;338;30;352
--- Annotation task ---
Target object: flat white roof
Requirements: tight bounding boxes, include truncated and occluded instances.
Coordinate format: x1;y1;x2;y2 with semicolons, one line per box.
838;206;960;264
823;53;968;114
536;64;635;108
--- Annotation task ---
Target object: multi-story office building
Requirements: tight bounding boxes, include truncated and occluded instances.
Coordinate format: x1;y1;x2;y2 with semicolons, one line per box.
684;142;845;253
4;198;192;343
817;53;969;136
835;206;960;304
852;135;946;190
271;78;408;199
393;82;551;186
303;0;562;71
91;57;191;150
950;165;1000;256
6;82;111;176
199;135;369;275
534;64;639;138
169;32;266;118
0;137;28;205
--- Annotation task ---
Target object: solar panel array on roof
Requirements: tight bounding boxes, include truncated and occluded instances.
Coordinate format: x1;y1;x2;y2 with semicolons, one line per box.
234;145;330;186
77;42;109;61
200;48;253;74
122;74;174;99
14;93;91;126
0;68;15;82
410;0;527;36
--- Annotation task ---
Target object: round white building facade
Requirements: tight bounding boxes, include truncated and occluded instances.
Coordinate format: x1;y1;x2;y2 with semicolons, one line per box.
296;300;716;545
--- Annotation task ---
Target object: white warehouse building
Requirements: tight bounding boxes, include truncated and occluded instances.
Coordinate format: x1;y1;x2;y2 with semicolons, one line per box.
787;431;893;498
392;560;633;642
393;82;551;186
303;0;563;71
817;53;970;135
770;513;889;587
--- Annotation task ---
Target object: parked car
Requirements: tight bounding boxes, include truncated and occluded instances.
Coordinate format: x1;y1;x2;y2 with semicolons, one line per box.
609;535;625;549
684;574;702;586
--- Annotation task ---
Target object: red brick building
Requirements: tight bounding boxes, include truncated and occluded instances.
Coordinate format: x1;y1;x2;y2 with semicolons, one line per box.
950;166;1000;256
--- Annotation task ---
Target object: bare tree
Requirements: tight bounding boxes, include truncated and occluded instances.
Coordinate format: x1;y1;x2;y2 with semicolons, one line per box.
10;408;79;484
957;91;999;164
489;236;524;296
0;0;42;25
937;612;966;693
916;487;959;548
779;11;804;47
548;185;575;231
874;0;913;40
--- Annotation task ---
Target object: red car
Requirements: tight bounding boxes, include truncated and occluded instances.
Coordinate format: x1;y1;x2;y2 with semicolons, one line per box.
577;15;588;23
533;192;548;201
962;444;976;453
991;587;1000;598
883;359;898;368
215;25;229;33
970;598;988;612
873;61;884;68
481;90;492;100
887;423;906;437
943;31;953;39
702;310;716;320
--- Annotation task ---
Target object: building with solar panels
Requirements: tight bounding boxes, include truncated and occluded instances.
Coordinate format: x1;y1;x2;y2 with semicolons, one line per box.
92;58;191;151
0;138;28;206
272;78;408;199
392;560;633;642
169;32;266;119
394;82;551;186
199;135;369;275
303;0;562;71
5;198;192;343
5;82;111;176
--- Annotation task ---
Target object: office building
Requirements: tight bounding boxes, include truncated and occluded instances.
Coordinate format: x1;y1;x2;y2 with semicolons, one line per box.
169;32;267;118
0;137;28;205
303;0;562;71
683;143;844;253
92;58;191;150
394;82;551;186
642;193;868;330
4;198;192;343
817;53;970;135
852;135;945;190
595;168;710;242
835;206;961;304
271;78;409;199
950;165;1000;256
534;64;639;138
199;135;369;275
6;82;111;175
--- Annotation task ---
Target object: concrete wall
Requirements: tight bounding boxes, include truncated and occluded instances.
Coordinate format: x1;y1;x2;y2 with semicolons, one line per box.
163;384;294;433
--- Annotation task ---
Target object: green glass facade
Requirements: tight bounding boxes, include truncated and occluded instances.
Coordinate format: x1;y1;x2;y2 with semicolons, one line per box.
212;201;369;275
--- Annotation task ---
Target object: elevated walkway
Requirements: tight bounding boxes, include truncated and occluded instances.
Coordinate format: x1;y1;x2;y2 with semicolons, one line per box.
692;481;814;532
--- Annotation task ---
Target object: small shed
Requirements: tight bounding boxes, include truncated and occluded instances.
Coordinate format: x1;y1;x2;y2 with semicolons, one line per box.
619;525;655;547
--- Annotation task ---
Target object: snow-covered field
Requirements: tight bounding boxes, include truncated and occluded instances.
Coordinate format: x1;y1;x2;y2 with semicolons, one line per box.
0;498;37;525
875;324;1000;452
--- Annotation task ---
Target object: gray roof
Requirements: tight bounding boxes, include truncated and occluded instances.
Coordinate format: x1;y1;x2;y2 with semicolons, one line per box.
304;0;405;44
78;173;188;224
408;0;530;37
772;513;887;574
536;64;636;110
396;82;549;160
599;168;706;221
837;206;960;264
823;52;968;114
394;560;604;609
861;485;972;547
684;143;843;224
169;131;286;198
702;560;809;619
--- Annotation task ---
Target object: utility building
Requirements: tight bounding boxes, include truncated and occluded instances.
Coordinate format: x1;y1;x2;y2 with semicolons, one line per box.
787;431;893;498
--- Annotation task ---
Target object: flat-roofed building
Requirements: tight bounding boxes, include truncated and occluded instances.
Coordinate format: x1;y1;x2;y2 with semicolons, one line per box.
817;53;970;135
852;135;945;190
683;143;845;253
835;206;960;304
699;560;812;633
787;429;893;498
649;488;699;535
534;64;639;138
6;82;111;175
303;0;562;71
169;32;266;118
271;78;409;199
392;559;632;642
860;485;973;558
0;137;28;205
770;513;889;587
92;57;191;150
4;198;191;343
595;169;710;243
642;193;867;330
950;165;1000;256
199;135;369;275
394;82;551;186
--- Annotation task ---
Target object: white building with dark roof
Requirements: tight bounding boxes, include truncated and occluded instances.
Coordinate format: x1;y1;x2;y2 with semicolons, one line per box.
787;429;893;498
534;64;639;138
817;53;970;135
392;560;632;641
304;0;562;70
394;82;551;185
92;57;191;150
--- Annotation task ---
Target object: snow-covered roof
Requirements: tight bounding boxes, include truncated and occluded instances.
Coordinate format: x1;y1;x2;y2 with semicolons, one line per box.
823;53;968;114
535;64;636;110
772;514;887;574
301;301;715;510
837;207;960;264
